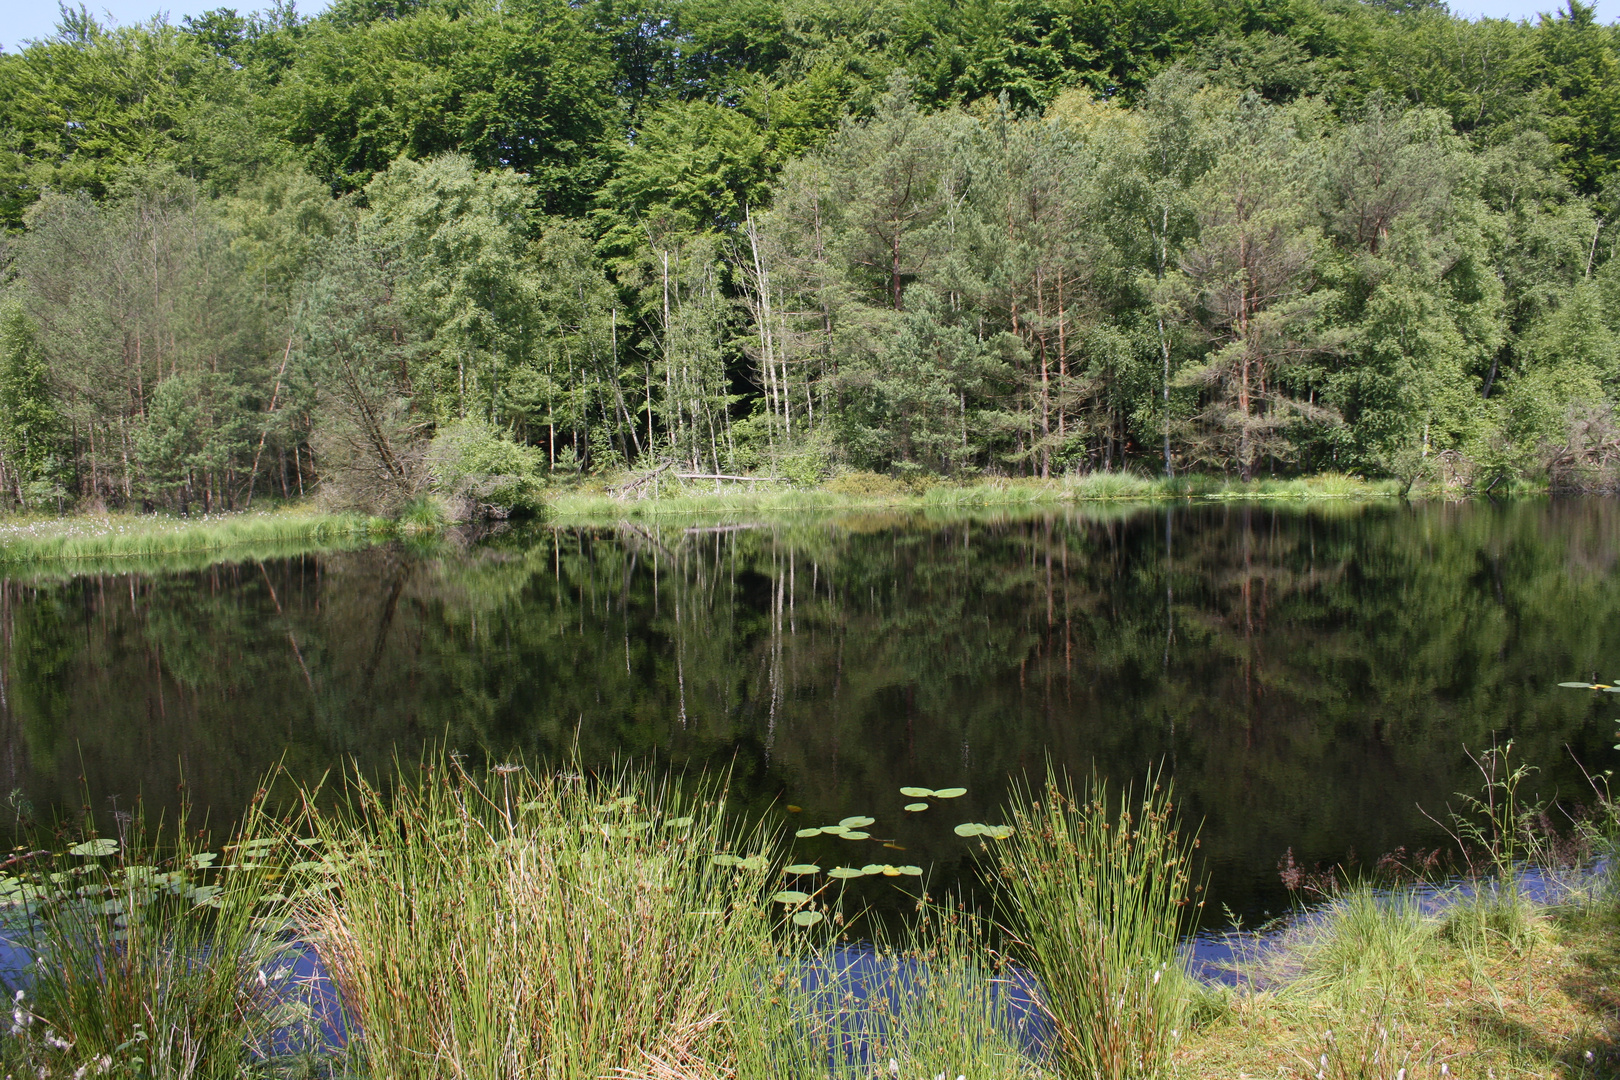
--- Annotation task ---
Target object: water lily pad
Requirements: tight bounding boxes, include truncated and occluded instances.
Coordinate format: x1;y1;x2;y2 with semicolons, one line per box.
711;854;742;867
820;826;850;836
294;838;323;848
827;867;865;879
792;910;825;927
897;865;923;876
772;890;812;905
665;816;695;828
69;839;118;857
838;831;872;841
736;855;769;872
881;866;902;877
795;828;825;838
189;853;218;869
899;787;935;798
838;816;876;829
981;825;1017;840
860;864;886;875
954;823;986;837
1560;681;1597;688
783;864;821;875
188;885;223;907
904;803;929;812
933;788;967;799
882;842;907;851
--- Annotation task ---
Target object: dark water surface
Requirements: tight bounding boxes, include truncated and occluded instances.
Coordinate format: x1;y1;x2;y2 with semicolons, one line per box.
3;498;1619;927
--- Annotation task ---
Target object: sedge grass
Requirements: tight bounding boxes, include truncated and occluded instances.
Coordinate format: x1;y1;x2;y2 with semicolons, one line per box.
0;510;392;566
546;472;1397;523
282;758;803;1080
0;804;302;1078
989;765;1198;1080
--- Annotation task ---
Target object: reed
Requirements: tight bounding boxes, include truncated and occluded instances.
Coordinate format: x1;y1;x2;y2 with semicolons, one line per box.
989;766;1198;1080
548;472;1398;523
282;758;800;1079
0;511;391;565
0;804;301;1077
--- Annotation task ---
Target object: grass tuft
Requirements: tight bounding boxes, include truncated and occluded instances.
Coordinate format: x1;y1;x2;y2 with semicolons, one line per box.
989;765;1198;1080
0;804;301;1077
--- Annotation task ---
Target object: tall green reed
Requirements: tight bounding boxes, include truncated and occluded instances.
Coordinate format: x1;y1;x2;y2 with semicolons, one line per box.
0;801;300;1078
283;759;798;1080
989;766;1198;1080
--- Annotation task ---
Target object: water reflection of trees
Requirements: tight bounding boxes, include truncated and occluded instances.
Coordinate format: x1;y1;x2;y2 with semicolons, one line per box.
2;500;1619;921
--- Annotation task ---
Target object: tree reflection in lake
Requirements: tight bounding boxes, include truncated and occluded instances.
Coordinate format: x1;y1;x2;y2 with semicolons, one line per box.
2;498;1618;926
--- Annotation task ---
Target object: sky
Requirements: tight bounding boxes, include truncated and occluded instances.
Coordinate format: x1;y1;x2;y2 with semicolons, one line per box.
0;0;1609;55
1;0;330;52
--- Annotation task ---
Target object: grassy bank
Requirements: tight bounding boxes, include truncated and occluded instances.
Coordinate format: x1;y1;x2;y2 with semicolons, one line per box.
5;755;1613;1079
0;508;395;567
548;469;1400;523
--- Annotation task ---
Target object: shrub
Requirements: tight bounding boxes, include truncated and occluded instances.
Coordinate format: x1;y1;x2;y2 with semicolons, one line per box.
425;419;545;520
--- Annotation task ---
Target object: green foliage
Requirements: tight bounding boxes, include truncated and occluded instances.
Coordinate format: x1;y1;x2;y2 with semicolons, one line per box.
992;766;1198;1080
426;418;546;517
1;0;1619;502
0;308;62;509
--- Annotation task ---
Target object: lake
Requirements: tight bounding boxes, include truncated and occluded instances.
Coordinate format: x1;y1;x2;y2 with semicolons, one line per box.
2;497;1617;928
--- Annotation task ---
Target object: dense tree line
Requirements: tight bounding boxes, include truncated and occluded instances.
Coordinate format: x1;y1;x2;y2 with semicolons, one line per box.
1;0;1618;510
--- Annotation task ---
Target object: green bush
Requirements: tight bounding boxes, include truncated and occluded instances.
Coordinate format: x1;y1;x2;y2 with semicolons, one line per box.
426;419;545;519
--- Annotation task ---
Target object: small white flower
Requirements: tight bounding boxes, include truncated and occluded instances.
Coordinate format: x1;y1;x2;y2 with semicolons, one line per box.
889;1060;898;1075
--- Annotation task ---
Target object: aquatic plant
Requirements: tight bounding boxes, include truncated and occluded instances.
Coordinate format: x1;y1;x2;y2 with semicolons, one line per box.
282;759;809;1079
0;804;300;1078
989;766;1198;1080
0;510;390;566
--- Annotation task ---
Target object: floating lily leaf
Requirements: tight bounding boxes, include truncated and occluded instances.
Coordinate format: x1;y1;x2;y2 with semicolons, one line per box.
981;825;1017;840
711;854;742;867
1560;682;1598;688
1606;687;1620;694
827;867;865;879
899;787;935;798
839;831;872;841
783;864;821;875
954;823;986;837
519;801;546;812
665;816;695;829
861;864;886;875
69;839;118;858
897;866;923;876
820;826;850;836
933;788;967;799
610;823;651;837
838;816;875;829
795;828;824;838
188;885;223;907
881;866;902;877
792;910;824;927
294;838;323;848
882;843;907;851
288;860;329;873
189;853;218;869
772;890;812;905
904;803;929;812
737;855;769;872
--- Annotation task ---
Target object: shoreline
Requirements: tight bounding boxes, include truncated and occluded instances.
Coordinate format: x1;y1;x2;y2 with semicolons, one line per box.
0;472;1531;566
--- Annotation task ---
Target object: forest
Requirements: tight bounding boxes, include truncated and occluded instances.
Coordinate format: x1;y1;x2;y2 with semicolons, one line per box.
1;0;1619;513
